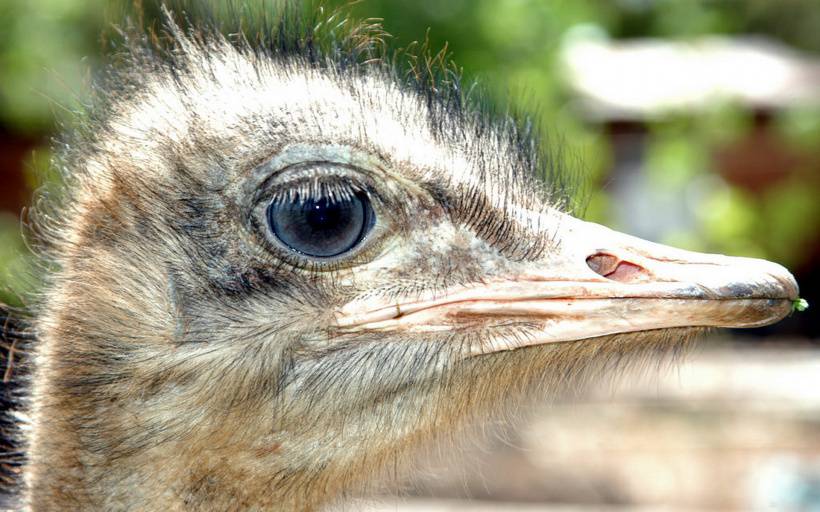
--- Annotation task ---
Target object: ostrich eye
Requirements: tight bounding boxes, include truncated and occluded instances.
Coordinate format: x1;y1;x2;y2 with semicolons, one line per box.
267;192;375;258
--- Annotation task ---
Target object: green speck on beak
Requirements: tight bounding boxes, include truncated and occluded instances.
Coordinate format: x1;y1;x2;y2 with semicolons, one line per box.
792;298;809;313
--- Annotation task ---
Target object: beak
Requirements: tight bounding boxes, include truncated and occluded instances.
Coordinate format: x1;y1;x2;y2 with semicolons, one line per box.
335;213;799;355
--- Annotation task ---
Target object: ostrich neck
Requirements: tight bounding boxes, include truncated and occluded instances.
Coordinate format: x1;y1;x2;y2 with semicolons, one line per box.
26;400;342;511
24;338;348;511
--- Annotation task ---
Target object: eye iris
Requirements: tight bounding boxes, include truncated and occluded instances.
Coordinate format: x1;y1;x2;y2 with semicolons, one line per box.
267;192;374;258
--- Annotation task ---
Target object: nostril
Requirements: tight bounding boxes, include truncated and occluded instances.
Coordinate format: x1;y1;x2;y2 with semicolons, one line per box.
586;252;652;284
585;253;620;276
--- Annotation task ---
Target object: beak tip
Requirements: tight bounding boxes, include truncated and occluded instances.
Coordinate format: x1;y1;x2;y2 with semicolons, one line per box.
712;256;799;301
759;259;800;301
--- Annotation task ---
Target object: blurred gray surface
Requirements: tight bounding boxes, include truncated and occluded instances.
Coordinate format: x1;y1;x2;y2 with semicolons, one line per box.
363;340;820;511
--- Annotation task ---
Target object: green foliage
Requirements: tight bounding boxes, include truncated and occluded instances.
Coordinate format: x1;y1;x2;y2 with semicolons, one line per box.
0;213;31;307
0;0;105;133
793;298;809;313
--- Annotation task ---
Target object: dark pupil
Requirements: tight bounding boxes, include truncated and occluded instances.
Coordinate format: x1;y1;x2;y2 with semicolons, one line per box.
267;192;373;258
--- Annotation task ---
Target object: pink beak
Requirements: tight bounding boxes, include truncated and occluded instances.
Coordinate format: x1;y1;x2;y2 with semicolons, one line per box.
335;214;799;355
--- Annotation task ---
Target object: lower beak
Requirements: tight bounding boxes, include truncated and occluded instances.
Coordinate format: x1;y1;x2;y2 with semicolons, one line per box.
335;214;799;355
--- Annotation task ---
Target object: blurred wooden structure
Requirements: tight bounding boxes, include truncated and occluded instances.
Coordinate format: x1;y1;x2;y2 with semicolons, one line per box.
372;341;820;511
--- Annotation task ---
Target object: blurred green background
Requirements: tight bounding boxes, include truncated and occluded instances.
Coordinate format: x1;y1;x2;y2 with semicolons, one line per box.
0;0;818;337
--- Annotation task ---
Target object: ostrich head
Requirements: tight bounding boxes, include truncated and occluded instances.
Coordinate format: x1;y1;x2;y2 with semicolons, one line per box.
18;6;798;511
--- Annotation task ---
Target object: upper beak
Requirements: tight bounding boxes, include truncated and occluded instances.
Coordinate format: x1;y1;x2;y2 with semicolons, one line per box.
335;213;799;355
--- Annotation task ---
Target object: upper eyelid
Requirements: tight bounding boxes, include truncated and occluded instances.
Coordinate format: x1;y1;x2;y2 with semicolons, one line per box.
245;166;386;215
240;143;426;209
243;143;390;191
262;167;391;218
267;164;371;194
242;162;377;216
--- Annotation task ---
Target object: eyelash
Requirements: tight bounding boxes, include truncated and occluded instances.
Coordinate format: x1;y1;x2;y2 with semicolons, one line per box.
269;177;367;207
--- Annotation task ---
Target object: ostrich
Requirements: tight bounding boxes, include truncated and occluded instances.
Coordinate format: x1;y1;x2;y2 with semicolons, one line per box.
0;5;800;511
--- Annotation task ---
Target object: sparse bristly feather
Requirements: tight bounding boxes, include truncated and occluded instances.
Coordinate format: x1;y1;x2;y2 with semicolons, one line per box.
0;2;798;511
